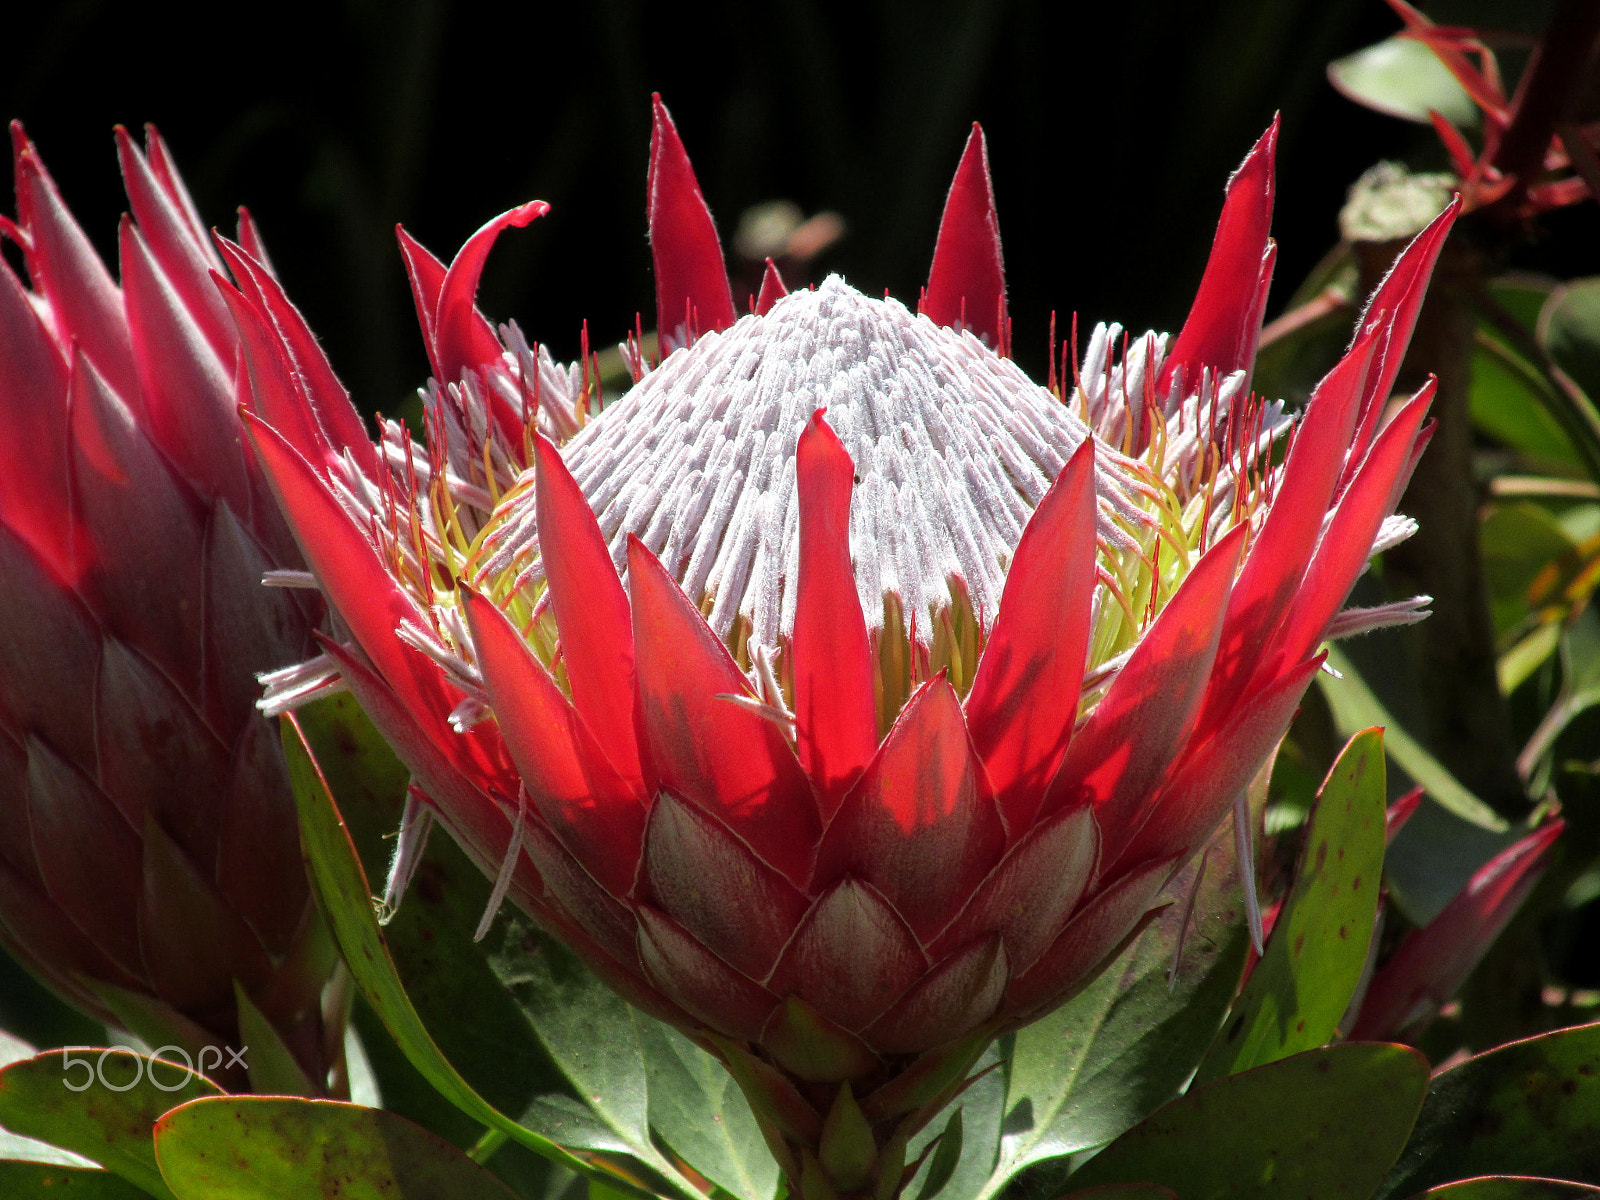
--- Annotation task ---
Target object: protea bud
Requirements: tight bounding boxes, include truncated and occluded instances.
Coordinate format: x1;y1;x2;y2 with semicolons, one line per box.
235;99;1451;1191
0;125;331;1090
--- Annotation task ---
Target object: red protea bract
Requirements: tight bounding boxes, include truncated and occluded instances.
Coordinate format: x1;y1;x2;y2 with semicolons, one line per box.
0;125;331;1091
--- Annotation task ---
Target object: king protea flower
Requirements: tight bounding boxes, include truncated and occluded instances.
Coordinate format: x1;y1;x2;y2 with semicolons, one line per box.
235;98;1453;1192
0;126;331;1089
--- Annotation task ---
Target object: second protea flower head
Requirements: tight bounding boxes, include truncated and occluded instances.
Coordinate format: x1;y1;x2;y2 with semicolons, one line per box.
235;98;1452;1194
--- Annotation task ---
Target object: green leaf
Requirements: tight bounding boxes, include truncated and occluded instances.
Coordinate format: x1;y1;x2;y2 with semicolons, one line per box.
279;708;625;1185
152;1096;521;1200
1194;730;1386;1084
914;1108;963;1200
1541;279;1600;407
640;1021;778;1200
1482;503;1580;642
903;1041;1005;1200
285;699;708;1199
1066;1043;1429;1199
1058;1188;1178;1200
232;982;315;1097
0;1161;150;1199
972;807;1250;1200
1471;335;1585;471
1328;35;1479;127
1318;646;1508;833
0;1049;220;1200
1403;1180;1600;1199
1376;1021;1600;1197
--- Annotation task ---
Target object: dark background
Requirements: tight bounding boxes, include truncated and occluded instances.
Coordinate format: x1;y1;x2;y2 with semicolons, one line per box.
6;0;1442;413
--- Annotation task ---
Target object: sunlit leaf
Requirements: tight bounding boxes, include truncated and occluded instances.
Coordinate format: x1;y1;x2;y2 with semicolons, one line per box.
1066;1043;1428;1199
153;1096;521;1200
1376;1022;1600;1198
1328;35;1478;127
1194;730;1385;1083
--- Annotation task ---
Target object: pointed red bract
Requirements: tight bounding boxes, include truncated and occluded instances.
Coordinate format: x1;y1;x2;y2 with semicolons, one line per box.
964;440;1096;832
792;411;877;813
755;259;788;315
397;225;448;349
242;410;440;717
1047;524;1247;865
1338;200;1460;489
462;586;645;897
627;535;820;886
816;678;1004;942
434;201;549;388
649;96;736;351
532;434;644;790
1157;118;1278;399
922;124;1007;351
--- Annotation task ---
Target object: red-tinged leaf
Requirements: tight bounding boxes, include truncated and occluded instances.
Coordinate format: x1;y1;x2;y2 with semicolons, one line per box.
213;240;377;478
397;225;448;347
1340;200;1458;482
0;255;71;564
1005;855;1175;1018
532;434;643;790
67;348;206;691
461;586;645;897
816;677;1004;942
1387;785;1425;843
1350;820;1562;1042
119;216;250;515
433;200;548;389
766;879;927;1032
12;137;140;406
642;791;810;980
1431;108;1479;178
931;804;1098;973
755;258;788;315
1124;654;1324;869
864;935;1007;1054
1266;386;1434;676
1157;119;1278;399
0;855;139;1013
921;124;1008;351
25;734;145;978
964;440;1096;831
242;413;441;713
793;410;877;813
649;96;736;351
627;535;820;885
637;906;780;1041
1047;524;1246;865
113;125;233;363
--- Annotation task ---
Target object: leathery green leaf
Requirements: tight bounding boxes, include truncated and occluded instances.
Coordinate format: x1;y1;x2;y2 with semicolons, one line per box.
0;1049;218;1200
280;708;656;1192
1194;730;1386;1084
1066;1043;1428;1199
640;1021;778;1200
1403;1179;1600;1199
0;1161;149;1199
1376;1022;1600;1198
972;798;1251;1200
152;1096;520;1200
1319;646;1507;833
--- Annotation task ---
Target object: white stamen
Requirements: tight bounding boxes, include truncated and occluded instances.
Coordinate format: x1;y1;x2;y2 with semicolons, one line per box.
475;789;526;942
262;569;319;588
380;788;434;923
